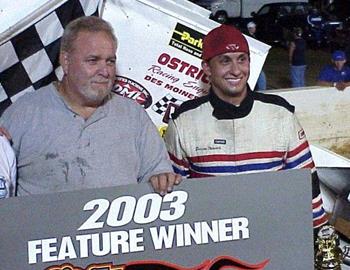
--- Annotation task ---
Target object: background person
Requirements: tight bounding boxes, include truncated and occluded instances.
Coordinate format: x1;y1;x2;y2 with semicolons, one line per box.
164;24;328;231
246;21;259;39
246;21;266;91
317;50;350;91
306;7;325;48
307;7;323;29
288;27;307;88
0;16;180;196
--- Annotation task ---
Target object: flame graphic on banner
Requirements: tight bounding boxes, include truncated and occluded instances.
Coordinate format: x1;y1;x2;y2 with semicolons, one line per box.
46;255;270;270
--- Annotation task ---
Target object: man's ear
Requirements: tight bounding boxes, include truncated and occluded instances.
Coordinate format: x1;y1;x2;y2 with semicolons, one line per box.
201;60;211;77
59;51;69;75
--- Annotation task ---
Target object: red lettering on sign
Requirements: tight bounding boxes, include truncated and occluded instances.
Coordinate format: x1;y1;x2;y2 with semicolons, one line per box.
157;53;209;84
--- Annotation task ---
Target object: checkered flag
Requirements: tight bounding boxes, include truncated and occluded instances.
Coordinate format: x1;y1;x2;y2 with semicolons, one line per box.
152;94;183;115
0;0;100;114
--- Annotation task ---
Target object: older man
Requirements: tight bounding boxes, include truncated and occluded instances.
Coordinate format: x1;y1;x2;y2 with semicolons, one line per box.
164;24;328;230
0;16;180;196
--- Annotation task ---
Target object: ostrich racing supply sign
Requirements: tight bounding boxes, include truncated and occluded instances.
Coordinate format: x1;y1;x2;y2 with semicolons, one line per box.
0;170;314;269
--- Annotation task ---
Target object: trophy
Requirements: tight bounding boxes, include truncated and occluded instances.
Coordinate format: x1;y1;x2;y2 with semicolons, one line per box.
343;245;350;266
315;225;343;270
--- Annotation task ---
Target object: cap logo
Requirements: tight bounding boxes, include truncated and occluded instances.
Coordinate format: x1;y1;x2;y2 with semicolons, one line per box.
226;43;240;51
202;25;249;60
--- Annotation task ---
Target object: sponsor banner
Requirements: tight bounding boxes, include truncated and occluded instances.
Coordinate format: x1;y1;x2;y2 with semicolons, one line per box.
113;76;153;109
169;23;204;59
102;0;270;129
0;170;314;269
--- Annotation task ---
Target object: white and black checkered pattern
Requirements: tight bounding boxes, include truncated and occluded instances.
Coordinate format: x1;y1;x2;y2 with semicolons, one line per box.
0;0;100;114
152;94;183;115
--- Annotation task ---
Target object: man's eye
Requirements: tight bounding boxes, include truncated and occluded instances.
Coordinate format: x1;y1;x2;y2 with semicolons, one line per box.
107;59;116;65
87;59;97;64
244;56;249;61
220;58;230;64
238;57;248;63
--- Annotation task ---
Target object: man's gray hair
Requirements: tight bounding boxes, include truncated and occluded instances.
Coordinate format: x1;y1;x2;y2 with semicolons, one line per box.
60;16;117;52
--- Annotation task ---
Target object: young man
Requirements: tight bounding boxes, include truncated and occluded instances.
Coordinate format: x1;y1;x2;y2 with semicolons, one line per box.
317;50;350;91
0;16;180;196
164;24;328;230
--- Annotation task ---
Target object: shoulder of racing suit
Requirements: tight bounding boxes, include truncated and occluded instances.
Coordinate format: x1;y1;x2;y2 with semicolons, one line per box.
252;91;295;113
172;88;295;121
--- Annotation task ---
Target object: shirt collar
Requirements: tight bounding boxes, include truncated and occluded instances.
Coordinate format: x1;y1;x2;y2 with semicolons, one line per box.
53;81;109;122
209;86;254;119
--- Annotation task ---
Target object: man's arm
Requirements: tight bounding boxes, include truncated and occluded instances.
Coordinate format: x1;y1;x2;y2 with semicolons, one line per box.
136;108;182;195
335;66;350;90
317;80;350;91
317;80;334;87
284;114;328;229
0;136;17;197
288;41;295;64
163;119;190;178
0;127;12;141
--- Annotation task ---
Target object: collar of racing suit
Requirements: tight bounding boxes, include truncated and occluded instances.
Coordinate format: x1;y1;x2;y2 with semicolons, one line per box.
209;85;254;120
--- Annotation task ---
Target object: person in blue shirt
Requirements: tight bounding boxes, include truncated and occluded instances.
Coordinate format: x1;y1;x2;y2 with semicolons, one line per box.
307;7;323;29
317;50;350;91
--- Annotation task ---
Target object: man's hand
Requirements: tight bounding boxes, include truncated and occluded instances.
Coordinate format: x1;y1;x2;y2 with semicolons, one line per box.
335;82;347;91
149;172;182;196
0;127;11;141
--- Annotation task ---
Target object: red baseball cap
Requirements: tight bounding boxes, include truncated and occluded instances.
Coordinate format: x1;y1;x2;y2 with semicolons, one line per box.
202;24;249;61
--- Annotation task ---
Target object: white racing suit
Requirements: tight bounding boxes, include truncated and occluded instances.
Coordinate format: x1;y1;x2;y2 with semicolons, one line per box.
164;88;328;229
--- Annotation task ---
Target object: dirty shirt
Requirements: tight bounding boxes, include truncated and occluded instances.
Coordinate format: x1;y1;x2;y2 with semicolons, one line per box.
0;83;172;195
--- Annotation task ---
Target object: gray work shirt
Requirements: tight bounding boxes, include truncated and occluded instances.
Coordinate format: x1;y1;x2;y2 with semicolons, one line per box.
0;83;172;195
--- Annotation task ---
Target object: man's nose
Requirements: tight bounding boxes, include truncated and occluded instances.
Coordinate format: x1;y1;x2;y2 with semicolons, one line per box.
230;62;241;75
98;62;110;77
